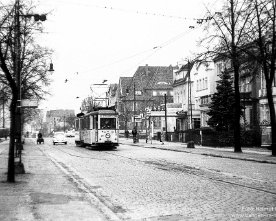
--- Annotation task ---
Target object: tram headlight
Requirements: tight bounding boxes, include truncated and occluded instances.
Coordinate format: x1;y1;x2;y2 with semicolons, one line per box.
105;133;110;138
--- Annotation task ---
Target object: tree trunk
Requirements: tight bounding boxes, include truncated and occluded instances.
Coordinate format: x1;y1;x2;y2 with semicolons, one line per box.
7;96;17;182
230;0;242;153
233;64;242;153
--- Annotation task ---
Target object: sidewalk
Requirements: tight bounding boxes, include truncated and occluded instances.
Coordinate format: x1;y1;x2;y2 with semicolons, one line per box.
120;138;276;164
0;140;107;221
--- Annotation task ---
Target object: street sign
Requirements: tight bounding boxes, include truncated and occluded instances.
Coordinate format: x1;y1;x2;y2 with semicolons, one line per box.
21;99;38;108
132;116;142;123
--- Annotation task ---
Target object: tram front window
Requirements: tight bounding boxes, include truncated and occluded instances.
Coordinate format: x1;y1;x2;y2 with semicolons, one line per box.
100;118;116;129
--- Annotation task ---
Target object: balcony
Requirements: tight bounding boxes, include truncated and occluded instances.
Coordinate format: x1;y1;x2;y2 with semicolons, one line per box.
259;87;276;98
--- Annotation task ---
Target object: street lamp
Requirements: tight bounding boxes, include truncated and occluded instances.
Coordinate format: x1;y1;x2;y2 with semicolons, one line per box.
48;62;54;72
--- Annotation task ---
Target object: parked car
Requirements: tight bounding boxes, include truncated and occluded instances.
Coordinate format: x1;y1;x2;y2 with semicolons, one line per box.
21;135;25;144
53;132;67;145
65;130;75;137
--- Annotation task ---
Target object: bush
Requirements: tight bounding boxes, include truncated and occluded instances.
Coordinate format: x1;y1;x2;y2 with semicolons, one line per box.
241;129;261;147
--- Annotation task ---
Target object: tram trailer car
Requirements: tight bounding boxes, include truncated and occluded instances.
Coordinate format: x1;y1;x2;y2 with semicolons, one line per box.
75;108;119;149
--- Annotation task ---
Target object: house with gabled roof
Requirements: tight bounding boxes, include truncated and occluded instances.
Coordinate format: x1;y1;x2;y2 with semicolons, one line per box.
116;64;174;132
116;77;133;131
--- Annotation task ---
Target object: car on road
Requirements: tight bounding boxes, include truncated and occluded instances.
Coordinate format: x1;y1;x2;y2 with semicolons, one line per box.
65;130;75;137
53;132;67;145
21;135;25;144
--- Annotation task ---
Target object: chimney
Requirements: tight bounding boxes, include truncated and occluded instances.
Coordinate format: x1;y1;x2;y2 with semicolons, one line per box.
145;64;149;76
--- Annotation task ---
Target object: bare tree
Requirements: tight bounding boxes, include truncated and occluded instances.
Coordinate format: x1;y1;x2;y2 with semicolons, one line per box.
0;1;53;182
200;0;256;152
80;96;96;112
244;0;276;155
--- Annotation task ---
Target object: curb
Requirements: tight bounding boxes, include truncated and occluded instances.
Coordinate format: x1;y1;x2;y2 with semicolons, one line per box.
121;142;276;164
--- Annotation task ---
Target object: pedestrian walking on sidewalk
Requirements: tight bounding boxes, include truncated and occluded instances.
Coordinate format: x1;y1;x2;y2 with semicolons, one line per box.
160;129;165;145
132;127;137;143
125;130;129;139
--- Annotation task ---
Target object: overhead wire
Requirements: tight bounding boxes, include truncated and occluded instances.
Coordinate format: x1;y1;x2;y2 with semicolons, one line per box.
41;0;207;22
41;0;217;88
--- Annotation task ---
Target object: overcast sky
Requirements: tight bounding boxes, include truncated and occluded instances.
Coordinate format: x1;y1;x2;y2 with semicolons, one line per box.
31;0;221;113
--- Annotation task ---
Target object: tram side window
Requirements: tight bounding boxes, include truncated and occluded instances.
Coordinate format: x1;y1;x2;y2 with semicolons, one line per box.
84;116;90;129
93;116;98;129
75;119;79;130
90;116;93;129
100;118;116;129
80;118;84;130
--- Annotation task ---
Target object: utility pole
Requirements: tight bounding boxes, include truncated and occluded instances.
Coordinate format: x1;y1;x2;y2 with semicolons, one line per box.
2;96;5;128
133;80;136;128
0;89;5;128
164;94;168;141
15;0;22;150
188;60;193;129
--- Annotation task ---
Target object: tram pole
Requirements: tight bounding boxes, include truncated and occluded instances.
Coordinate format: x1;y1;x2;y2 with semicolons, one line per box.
164;94;168;141
133;80;136;128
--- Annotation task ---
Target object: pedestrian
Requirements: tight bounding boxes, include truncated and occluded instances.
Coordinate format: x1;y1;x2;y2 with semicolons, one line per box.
38;132;42;139
132;127;137;143
160;129;165;145
125;130;129;139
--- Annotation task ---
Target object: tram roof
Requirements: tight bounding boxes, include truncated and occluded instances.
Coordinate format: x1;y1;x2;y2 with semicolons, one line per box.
85;109;118;116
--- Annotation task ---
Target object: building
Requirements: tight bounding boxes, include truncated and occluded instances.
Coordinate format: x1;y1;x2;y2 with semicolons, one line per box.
194;61;216;128
106;83;118;107
116;64;174;132
173;61;198;131
116;77;133;131
258;70;276;146
46;109;75;134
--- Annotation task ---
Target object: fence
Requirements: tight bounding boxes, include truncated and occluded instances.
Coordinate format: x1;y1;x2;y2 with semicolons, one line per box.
174;128;261;147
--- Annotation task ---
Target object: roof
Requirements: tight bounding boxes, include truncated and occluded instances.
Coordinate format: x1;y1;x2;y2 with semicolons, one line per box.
134;65;173;89
118;77;132;97
124;65;173;100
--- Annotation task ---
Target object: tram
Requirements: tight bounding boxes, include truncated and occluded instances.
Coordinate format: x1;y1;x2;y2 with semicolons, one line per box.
75;107;119;149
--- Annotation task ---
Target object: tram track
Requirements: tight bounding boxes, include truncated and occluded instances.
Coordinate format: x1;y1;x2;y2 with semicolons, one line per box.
36;144;126;221
102;148;276;197
38;141;276;197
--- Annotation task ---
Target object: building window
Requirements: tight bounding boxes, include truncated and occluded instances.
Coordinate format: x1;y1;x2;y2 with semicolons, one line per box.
194;118;200;129
159;91;167;96
153;91;157;96
135;90;142;95
205;77;208;89
199;79;202;90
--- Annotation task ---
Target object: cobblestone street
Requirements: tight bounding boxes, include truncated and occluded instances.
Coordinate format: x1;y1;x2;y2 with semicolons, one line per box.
1;138;276;220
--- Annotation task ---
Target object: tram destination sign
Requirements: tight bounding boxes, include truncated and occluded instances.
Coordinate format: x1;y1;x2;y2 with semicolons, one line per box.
100;115;117;118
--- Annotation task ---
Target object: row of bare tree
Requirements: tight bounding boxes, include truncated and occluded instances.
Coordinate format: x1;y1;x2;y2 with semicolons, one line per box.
197;0;275;155
0;1;53;182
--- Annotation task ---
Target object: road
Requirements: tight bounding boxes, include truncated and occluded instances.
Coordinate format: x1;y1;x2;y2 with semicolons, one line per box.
32;137;276;220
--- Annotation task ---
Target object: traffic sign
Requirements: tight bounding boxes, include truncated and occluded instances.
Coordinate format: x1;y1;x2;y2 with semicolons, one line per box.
21;99;38;108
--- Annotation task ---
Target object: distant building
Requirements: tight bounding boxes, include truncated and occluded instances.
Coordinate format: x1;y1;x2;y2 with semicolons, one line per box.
46;109;75;134
107;83;118;107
